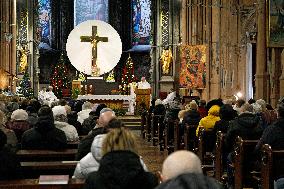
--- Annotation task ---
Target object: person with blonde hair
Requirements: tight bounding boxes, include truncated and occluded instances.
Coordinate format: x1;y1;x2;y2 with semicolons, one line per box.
84;127;158;189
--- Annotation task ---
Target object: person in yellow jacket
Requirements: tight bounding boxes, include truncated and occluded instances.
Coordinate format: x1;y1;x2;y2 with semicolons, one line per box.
196;105;221;136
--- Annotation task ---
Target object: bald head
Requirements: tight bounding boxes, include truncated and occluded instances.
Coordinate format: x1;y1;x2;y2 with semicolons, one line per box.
98;109;116;127
161;150;202;181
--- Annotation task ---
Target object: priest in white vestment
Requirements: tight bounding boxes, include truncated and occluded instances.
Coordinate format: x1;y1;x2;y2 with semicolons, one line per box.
38;87;48;104
137;77;151;89
46;86;58;102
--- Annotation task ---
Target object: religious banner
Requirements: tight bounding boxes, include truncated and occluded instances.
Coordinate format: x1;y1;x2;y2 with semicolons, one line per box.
268;0;284;47
180;45;206;89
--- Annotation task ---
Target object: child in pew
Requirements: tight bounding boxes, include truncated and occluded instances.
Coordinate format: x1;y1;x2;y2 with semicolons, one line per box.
83;127;157;189
0;129;22;180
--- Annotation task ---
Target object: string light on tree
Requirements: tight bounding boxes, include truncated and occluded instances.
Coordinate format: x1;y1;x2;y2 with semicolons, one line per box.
18;71;33;98
51;53;70;98
120;54;135;94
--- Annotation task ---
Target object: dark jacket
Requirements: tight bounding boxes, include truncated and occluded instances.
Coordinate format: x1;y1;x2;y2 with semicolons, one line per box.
21;115;67;150
153;104;166;115
84;151;158;189
67;111;83;135
255;118;284;179
75;127;107;161
155;173;221;189
81;114;98;135
225;113;262;152
0;147;22;180
182;110;201;126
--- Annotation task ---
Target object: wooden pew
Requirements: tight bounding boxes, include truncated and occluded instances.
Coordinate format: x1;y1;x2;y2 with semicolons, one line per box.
21;161;78;178
145;112;152;142
157;115;165;151
215;131;226;181
141;111;147;138
183;123;198;151
196;127;214;165
260;144;284;189
164;118;178;155
0;178;85;189
151;114;164;146
233;137;258;189
17;149;77;162
173;121;184;151
67;141;79;149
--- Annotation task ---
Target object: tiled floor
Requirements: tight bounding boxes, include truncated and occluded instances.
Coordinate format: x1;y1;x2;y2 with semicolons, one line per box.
135;134;166;174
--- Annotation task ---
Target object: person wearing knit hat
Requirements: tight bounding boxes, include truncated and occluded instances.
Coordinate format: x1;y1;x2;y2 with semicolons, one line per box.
52;106;79;142
182;101;201;151
22;106;67;150
6;109;30;141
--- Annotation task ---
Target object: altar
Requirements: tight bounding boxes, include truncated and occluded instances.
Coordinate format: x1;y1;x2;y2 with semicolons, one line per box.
77;94;135;114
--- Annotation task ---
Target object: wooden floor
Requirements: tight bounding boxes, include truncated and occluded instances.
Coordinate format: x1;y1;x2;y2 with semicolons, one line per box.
135;133;166;173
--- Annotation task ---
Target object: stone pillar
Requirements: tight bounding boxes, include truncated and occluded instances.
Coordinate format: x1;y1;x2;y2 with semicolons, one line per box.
209;0;221;99
280;50;284;97
255;0;268;100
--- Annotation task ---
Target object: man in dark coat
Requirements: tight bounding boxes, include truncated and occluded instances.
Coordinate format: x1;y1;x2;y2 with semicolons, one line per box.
21;106;67;150
255;97;284;181
225;103;262;152
0;129;22;180
76;108;115;160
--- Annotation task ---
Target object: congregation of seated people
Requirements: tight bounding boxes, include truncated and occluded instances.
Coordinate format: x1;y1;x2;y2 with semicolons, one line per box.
0;93;284;189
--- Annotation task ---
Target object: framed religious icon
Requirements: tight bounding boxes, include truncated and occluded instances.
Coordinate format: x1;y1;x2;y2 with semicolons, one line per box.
159;49;173;76
268;0;284;47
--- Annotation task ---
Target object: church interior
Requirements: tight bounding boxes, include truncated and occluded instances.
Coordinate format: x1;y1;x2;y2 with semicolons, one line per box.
0;0;284;188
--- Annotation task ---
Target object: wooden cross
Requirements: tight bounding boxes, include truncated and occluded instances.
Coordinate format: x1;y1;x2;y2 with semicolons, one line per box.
80;26;108;68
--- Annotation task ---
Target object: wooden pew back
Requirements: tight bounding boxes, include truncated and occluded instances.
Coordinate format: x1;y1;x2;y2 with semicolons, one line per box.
164;118;178;155
21;161;78;178
17;149;77;162
183;123;198;151
0;179;84;189
150;114;165;148
233;137;258;189
215;131;226;181
261;144;284;189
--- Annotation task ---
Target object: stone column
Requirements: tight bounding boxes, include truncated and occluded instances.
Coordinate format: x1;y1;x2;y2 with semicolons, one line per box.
209;0;221;99
280;49;284;97
255;0;268;100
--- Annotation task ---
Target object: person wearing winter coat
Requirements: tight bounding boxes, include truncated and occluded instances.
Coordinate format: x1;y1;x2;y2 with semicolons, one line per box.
0;110;18;150
75;108;115;161
83;127;155;189
77;101;93;124
21;106;67;150
196;105;220;136
0;129;22;180
52;106;79;142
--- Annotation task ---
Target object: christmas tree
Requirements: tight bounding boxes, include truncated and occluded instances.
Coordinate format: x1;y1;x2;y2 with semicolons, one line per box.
51;53;70;98
120;54;135;94
18;71;33;97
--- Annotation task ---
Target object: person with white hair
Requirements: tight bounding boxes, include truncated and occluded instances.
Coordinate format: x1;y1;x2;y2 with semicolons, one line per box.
76;108;116;160
77;101;94;124
137;77;151;89
160;150;202;182
6;109;30;141
52;106;79;142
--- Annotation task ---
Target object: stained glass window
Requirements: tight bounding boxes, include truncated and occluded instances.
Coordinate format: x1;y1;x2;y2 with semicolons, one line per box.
74;0;109;26
38;0;51;49
132;0;151;47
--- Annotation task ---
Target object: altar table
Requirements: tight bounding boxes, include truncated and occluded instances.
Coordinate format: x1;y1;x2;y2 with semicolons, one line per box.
77;95;135;113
